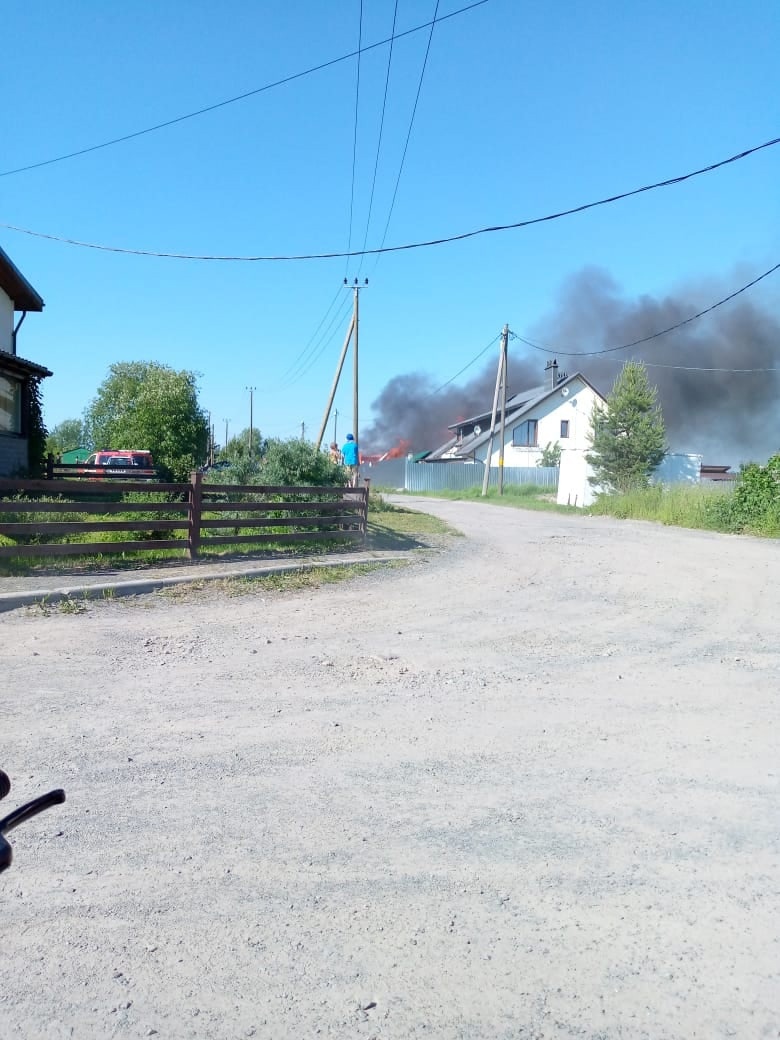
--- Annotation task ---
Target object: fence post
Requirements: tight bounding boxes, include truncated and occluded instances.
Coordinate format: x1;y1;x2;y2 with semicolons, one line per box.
188;470;203;560
46;453;54;480
361;485;368;535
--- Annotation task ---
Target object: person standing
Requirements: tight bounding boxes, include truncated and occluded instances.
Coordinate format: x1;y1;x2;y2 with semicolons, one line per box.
341;433;359;487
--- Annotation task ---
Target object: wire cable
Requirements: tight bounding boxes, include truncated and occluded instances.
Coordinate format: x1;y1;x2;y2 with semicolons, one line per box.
375;0;440;258
357;0;399;272
511;261;780;358
277;283;344;381
279;292;354;388
4;135;777;260
346;0;364;266
0;0;492;179
428;334;500;396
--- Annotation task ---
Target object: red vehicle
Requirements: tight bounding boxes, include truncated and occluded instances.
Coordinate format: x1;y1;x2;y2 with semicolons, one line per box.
80;450;156;477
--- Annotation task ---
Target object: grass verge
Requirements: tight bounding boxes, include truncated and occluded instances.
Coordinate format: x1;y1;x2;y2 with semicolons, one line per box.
402;484;576;514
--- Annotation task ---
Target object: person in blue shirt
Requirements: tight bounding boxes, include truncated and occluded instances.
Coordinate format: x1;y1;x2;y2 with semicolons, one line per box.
341;433;359;486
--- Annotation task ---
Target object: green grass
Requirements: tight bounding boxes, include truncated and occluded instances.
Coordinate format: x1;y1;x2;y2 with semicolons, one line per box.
156;562;397;601
404;483;576;514
588;482;780;537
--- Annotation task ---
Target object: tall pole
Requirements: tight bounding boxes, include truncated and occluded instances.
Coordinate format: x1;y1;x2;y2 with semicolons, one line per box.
333;407;339;446
315;315;354;450
224;418;229;453
481;333;506;497
300;421;306;441
353;282;360;484
245;386;256;457
497;324;509;496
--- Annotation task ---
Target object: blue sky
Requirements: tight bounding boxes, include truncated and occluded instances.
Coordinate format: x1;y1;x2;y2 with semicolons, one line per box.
4;0;779;450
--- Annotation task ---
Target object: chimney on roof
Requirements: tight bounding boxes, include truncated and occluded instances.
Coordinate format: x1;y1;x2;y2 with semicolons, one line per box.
545;358;558;389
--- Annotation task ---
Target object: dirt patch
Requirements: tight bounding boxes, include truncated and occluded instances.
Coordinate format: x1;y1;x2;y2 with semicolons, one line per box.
1;498;778;1038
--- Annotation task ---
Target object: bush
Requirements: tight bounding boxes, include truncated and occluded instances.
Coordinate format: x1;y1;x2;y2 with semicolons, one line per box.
260;439;347;487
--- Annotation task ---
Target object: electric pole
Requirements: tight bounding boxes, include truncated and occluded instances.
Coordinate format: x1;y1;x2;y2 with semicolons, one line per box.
333;407;339;446
224;419;229;455
497;324;509;495
315;279;368;465
300;421;306;441
245;387;256;457
481;325;510;497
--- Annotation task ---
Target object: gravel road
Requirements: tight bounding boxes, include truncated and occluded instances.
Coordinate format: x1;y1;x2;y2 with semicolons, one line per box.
1;498;779;1040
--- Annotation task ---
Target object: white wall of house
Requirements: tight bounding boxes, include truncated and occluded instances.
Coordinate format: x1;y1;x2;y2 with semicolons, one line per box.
476;377;602;467
0;288;14;354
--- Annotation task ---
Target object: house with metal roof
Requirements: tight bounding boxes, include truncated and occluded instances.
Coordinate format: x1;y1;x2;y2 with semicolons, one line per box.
0;245;53;475
426;360;606;468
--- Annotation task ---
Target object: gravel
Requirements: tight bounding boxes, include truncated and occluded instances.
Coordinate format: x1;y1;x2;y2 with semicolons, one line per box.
1;497;778;1039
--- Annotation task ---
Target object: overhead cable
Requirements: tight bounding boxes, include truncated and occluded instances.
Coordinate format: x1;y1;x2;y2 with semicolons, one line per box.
511;261;780;358
346;1;364;265
3;135;777;261
0;0;491;179
375;0;441;257
357;0;399;269
429;334;500;395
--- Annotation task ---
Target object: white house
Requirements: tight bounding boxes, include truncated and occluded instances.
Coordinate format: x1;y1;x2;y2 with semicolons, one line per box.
427;360;606;468
0;245;52;476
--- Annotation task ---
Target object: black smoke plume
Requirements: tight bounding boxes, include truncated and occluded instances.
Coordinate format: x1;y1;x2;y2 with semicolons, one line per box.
364;267;780;465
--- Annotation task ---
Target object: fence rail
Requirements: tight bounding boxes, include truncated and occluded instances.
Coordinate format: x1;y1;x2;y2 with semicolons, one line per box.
0;473;367;561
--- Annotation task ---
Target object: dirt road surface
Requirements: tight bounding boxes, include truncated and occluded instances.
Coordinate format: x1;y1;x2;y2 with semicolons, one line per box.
1;498;778;1040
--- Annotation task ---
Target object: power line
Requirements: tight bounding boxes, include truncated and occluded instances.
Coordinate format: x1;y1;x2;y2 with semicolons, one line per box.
511;260;780;358
429;334;500;395
277;283;344;381
279;292;354;388
0;0;492;179
4;135;777;261
601;360;780;372
357;0;399;270
346;0;364;265
375;0;441;257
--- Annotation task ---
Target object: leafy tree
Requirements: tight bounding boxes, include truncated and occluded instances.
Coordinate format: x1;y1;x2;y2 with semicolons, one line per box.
538;441;562;467
260;439;347;486
222;428;265;462
46;418;88;457
27;377;48;477
84;362;209;481
586;362;666;493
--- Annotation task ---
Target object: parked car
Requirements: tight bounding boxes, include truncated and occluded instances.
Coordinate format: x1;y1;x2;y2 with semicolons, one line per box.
80;450;156;477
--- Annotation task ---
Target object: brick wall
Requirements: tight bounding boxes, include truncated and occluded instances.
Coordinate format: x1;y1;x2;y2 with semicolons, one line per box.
0;434;27;476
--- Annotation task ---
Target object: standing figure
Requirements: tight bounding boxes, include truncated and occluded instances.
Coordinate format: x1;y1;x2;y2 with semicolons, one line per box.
341;433;359;487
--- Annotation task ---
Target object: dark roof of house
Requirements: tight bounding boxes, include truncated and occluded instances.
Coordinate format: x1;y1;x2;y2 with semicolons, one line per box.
0;245;44;312
0;352;53;379
447;385;547;432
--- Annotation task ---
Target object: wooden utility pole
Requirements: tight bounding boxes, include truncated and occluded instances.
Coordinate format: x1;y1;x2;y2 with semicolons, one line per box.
497;324;509;495
481;329;508;497
315;316;354;450
246;386;256;457
315;280;368;467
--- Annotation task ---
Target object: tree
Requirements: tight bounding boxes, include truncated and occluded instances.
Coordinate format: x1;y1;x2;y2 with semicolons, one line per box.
260;438;347;486
46;418;88;457
586;362;666;493
222;428;265;462
84;362;209;481
538;441;562;467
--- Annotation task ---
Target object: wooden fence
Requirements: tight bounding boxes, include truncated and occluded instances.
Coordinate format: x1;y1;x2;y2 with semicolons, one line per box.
0;472;368;560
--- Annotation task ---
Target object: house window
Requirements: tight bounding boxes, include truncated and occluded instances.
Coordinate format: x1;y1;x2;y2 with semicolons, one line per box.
512;420;538;447
0;375;22;434
560;419;570;439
